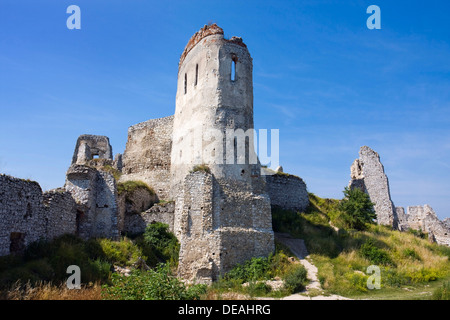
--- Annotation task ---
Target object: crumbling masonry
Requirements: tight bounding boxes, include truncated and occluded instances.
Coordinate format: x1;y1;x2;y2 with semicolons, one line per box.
349;146;450;246
0;24;311;282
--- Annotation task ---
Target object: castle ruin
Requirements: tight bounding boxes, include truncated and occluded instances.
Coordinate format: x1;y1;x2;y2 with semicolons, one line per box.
349;146;450;246
0;24;310;282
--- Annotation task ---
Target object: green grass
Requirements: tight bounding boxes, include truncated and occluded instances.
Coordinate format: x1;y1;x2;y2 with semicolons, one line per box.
190;164;211;174
117;180;155;196
102;165;122;181
271;193;450;299
203;242;307;298
0;223;180;298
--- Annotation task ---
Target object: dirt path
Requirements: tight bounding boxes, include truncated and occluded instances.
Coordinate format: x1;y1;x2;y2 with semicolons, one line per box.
273;232;351;300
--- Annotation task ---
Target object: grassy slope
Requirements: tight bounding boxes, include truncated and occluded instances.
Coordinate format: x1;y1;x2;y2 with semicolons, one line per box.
272;193;450;300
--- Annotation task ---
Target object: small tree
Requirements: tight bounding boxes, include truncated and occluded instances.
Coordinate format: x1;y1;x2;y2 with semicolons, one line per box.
339;187;376;230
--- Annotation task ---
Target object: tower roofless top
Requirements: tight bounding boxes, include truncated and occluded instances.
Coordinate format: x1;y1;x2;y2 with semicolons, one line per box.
179;23;247;69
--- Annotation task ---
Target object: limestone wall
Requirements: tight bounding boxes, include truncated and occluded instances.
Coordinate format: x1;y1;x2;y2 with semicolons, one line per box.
121;116;173;200
349;146;397;228
65;165;119;240
0;175;47;256
43;189;77;240
177;171;274;283
72;134;113;165
265;173;309;212
117;186;158;234
394;205;450;246
0;175;77;256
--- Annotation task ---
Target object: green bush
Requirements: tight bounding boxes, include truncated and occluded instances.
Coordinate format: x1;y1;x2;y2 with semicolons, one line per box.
408;228;427;239
225;257;271;283
402;248;421;261
245;281;272;297
431;281;450;300
283;264;308;294
98;238;143;267
339;187;376;230
359;239;394;266
142;222;180;266
103;264;205;300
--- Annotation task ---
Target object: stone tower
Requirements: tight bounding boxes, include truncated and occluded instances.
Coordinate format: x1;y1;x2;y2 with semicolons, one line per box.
170;24;274;283
349;146;398;228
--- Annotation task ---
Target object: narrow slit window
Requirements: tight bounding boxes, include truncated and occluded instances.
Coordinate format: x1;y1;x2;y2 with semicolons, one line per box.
184;73;187;94
231;60;236;81
195;64;198;86
231;54;238;82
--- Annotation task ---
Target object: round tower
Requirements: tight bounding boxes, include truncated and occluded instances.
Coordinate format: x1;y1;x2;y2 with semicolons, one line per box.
171;24;274;282
171;24;257;188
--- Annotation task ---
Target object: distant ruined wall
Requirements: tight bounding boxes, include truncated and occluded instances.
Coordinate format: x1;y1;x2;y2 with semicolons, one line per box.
265;173;309;212
121;116;173;201
349;146;397;228
72;134;113;165
395;205;450;246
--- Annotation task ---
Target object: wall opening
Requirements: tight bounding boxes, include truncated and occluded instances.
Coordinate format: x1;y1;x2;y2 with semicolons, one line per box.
195;64;198;86
10;232;26;254
231;54;238;82
92;154;99;160
76;210;84;236
24;202;32;218
184;73;187;94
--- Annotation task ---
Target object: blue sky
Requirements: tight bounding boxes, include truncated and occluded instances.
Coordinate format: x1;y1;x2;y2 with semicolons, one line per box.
1;1;449;219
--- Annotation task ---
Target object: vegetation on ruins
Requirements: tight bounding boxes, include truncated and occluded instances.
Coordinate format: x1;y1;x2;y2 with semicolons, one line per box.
190;164;211;174
272;193;450;299
117;180;155;196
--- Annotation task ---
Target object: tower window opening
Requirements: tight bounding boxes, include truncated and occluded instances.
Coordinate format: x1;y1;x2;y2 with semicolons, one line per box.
231;54;238;82
184;73;187;94
195;64;198;86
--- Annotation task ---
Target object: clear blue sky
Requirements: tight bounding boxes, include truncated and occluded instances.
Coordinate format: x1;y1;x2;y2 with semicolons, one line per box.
1;1;449;219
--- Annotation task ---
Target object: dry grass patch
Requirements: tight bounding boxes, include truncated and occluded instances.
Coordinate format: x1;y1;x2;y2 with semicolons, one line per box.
3;281;102;300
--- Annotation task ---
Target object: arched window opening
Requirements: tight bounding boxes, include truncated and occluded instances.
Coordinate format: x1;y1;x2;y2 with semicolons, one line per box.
184;73;187;94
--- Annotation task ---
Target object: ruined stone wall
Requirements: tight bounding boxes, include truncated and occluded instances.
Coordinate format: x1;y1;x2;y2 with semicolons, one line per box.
395;207;408;232
395;205;450;246
177;171;274;283
349;146;397;228
121;116;173;201
177;172;220;283
72;135;113;165
265;173;309;212
117;186;158;233
119;202;175;235
43;189;77;240
0;175;47;256
65;165;119;240
0;175;78;256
